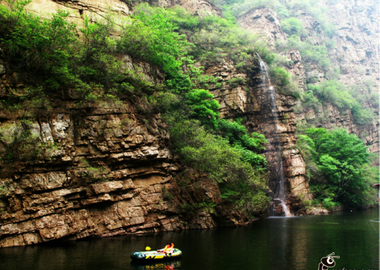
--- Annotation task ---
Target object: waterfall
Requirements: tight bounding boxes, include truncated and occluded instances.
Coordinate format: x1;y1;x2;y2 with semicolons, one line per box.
257;55;292;217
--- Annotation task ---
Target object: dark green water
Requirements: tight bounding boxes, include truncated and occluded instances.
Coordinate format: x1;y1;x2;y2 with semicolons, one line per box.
0;209;378;270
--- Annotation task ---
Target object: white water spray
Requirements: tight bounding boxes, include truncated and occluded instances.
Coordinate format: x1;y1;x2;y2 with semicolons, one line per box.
257;55;292;217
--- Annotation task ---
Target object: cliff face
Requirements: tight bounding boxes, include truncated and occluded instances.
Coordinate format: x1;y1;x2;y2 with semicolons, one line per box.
231;0;379;212
0;48;251;247
237;0;379;153
0;0;378;247
204;59;310;214
194;0;379;212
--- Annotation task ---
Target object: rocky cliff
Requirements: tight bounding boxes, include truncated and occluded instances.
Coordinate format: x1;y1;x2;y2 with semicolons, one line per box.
0;51;248;247
237;0;379;154
0;0;378;247
203;58;310;215
232;0;379;212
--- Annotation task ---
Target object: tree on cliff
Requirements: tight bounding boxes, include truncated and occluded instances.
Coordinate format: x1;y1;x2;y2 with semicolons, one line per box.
298;128;377;208
0;0;271;216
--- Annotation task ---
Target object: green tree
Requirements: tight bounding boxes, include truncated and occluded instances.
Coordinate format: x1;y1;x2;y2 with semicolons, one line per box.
0;1;271;216
269;66;301;98
185;89;220;127
168;119;269;214
302;128;374;208
0;0;77;90
117;4;196;93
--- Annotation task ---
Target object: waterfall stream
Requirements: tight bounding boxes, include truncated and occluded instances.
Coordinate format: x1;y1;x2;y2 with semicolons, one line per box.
257;55;292;217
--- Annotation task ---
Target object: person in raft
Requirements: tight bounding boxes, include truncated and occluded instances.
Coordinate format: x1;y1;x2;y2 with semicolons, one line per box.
159;242;174;254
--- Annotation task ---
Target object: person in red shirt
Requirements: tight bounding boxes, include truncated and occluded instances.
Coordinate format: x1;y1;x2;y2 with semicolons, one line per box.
159;242;174;254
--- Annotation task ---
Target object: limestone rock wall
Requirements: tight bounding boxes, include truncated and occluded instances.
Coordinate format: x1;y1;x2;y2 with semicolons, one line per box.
0;98;238;248
1;0;378;247
237;0;379;153
25;0;130;24
0;0;248;248
206;59;311;213
130;0;221;16
0;52;251;247
294;0;379;154
228;0;379;211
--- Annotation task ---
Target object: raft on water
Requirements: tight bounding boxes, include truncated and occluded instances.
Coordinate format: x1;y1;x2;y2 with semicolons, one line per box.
130;248;182;261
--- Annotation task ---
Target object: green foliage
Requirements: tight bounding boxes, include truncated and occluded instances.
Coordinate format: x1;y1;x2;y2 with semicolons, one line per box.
0;183;6;199
0;1;271;215
117;4;196;93
287;0;336;37
185;89;220;127
197;199;217;214
283;35;331;72
306;128;369;165
308;80;351;109
269;66;301;98
211;118;267;167
159;6;276;65
0;86;52;118
213;118;267;151
158;82;269;214
167;118;268;214
348;81;378;125
124;5;192;67
296;134;319;181
307;81;375;125
180;199;217;215
351;105;375;125
269;66;290;90
300;127;375;208
170;120;241;182
321;196;340;211
227;77;246;88
234;144;267;167
74;15;121;91
0;1;77;89
281;17;305;36
78;159;109;182
84;166;109;182
0;1;175;103
219;0;335;37
302;91;322;111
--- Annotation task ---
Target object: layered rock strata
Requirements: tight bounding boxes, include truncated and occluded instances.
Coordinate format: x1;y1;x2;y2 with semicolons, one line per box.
237;1;379;154
1;0;378;248
231;0;379;211
0;54;251;248
206;58;311;215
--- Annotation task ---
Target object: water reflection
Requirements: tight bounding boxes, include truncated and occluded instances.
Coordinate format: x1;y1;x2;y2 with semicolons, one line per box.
0;209;378;270
130;260;181;270
270;216;310;269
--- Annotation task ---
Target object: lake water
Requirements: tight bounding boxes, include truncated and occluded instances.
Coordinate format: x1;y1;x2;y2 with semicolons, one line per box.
0;209;378;270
